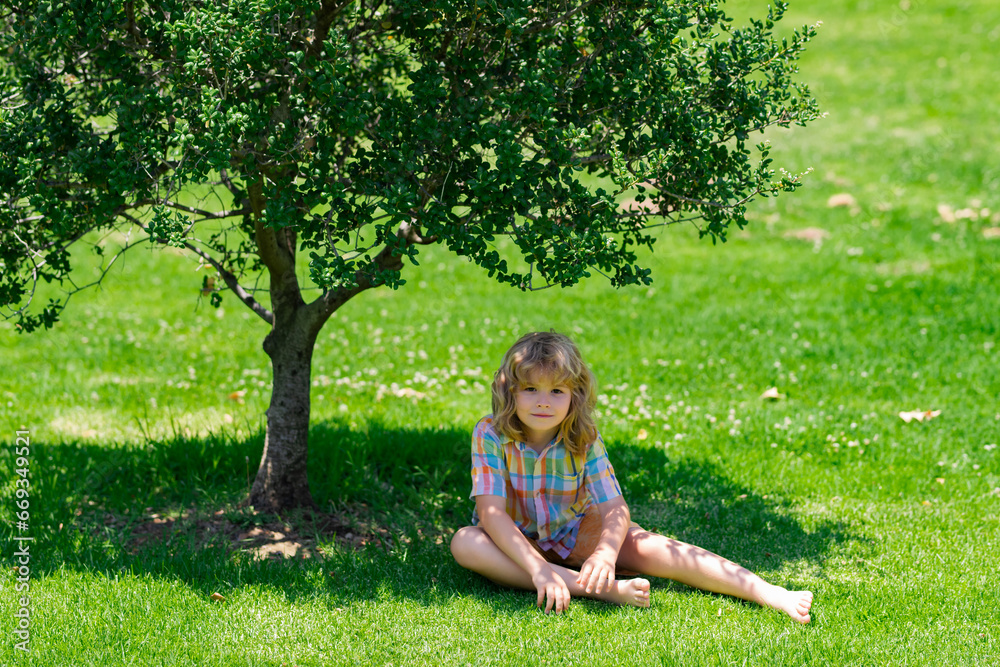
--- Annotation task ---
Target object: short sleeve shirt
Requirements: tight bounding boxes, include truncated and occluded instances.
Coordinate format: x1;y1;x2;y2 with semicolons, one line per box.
469;416;623;559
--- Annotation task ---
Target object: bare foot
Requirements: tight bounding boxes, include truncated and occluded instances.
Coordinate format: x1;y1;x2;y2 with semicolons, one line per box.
607;577;651;608
759;585;813;623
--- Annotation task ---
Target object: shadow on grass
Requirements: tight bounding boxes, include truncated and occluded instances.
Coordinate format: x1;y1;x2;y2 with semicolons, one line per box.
1;424;857;615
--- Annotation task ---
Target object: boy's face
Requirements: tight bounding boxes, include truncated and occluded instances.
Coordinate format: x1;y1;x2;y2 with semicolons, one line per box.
514;370;573;448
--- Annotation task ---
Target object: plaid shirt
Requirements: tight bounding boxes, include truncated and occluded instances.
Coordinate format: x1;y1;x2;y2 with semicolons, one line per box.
469;416;623;559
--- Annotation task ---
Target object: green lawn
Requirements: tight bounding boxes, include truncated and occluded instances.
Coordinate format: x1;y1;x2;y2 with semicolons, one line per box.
2;0;1000;664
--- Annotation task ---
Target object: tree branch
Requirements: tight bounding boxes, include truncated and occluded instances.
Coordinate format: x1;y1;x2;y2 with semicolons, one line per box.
121;211;275;324
308;219;415;324
2;235;41;320
397;220;437;245
133;198;250;220
306;0;354;60
182;240;275;325
576;153;612;165
248;179;295;277
3;215;144;325
218;169;244;202
643;179;757;211
523;0;602;35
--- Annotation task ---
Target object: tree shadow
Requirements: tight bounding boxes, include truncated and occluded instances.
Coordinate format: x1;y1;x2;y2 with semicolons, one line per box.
612;445;852;576
4;424;858;616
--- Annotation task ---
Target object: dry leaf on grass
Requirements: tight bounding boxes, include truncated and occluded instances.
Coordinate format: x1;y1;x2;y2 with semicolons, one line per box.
228;390;246;403
898;409;941;423
210;593;226;602
784;227;831;244
937;204;956;223
760;387;784;401
827;193;856;208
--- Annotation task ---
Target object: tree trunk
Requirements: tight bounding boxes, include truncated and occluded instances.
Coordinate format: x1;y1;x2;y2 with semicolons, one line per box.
249;313;319;512
245;195;403;513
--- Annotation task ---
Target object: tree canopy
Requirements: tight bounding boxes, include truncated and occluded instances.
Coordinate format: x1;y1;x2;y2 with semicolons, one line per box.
0;0;820;510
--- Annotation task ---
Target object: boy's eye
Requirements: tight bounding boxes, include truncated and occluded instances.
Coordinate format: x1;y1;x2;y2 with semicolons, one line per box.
552;388;565;394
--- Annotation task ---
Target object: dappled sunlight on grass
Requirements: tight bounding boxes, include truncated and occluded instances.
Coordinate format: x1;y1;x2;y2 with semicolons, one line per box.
46;405;261;445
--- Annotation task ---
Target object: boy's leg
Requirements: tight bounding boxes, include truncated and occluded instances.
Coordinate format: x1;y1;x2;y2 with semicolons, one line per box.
616;528;812;623
450;526;650;608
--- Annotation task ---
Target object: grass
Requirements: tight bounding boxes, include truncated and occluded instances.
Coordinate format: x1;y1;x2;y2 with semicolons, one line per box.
2;0;1000;664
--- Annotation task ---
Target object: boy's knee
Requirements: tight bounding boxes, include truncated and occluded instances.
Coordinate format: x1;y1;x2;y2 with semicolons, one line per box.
450;526;484;565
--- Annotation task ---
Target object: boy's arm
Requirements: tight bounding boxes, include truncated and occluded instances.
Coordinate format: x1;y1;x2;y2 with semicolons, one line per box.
475;495;572;614
576;496;631;594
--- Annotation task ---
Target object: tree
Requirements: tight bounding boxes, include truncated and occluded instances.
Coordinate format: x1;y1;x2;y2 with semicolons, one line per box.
0;0;820;512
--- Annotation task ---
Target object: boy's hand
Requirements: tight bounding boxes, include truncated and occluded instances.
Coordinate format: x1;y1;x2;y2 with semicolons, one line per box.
576;553;616;594
532;565;571;614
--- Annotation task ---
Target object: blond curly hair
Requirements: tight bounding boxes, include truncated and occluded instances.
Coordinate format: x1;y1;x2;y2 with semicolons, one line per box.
491;331;598;456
